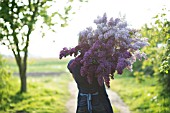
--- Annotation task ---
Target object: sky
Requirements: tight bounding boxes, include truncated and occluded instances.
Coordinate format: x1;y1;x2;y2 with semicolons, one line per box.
0;0;170;58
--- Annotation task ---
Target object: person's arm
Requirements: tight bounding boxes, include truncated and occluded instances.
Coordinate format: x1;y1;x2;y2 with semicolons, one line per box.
67;59;74;73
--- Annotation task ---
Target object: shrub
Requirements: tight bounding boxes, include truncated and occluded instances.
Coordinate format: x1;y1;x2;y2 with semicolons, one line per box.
0;55;11;110
159;39;170;95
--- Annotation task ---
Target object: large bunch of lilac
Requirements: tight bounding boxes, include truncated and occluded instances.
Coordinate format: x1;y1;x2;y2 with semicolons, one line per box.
59;13;149;88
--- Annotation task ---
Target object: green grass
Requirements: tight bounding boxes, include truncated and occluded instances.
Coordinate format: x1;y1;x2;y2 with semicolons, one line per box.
1;57;73;113
110;75;170;113
1;74;72;113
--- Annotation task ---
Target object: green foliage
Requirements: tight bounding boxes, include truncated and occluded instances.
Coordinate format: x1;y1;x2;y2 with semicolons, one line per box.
139;7;170;77
159;39;170;95
110;76;170;113
0;55;11;110
0;0;77;58
120;8;170;79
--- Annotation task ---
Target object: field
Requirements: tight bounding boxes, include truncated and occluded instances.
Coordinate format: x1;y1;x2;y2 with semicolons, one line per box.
2;57;170;113
5;58;70;73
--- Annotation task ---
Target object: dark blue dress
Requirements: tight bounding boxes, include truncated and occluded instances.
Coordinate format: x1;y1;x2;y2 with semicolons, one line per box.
67;59;113;113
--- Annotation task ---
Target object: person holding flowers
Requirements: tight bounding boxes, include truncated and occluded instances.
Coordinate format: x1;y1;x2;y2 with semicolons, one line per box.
67;38;114;113
60;13;149;113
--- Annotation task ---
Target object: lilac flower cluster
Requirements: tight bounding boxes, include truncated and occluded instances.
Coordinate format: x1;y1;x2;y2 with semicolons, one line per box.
59;13;149;88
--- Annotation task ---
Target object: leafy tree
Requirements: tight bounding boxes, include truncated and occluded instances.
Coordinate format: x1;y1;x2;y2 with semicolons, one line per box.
0;0;85;93
139;7;170;77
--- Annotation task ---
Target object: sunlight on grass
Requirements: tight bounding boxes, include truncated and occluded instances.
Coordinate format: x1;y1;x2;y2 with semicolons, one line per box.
110;75;170;113
1;73;72;113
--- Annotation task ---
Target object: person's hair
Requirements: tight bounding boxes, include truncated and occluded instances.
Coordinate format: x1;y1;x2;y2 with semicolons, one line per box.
78;36;82;44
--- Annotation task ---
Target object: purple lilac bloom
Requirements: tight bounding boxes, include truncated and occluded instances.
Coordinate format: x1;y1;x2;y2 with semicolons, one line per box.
108;17;114;26
116;58;127;74
59;12;149;88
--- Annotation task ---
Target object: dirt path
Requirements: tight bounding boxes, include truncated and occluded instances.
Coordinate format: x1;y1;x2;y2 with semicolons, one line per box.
66;81;131;113
66;81;78;113
107;89;131;113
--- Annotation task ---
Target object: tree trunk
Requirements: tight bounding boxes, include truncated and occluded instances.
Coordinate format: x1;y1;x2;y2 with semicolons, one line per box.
20;72;27;93
19;63;27;93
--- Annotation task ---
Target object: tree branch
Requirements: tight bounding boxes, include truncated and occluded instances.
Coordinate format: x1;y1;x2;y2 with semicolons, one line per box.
23;0;40;71
6;35;20;66
10;0;22;68
28;0;32;11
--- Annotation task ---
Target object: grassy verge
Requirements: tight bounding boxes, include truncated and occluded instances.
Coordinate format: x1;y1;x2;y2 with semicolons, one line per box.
1;74;72;113
110;75;170;113
112;105;120;113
